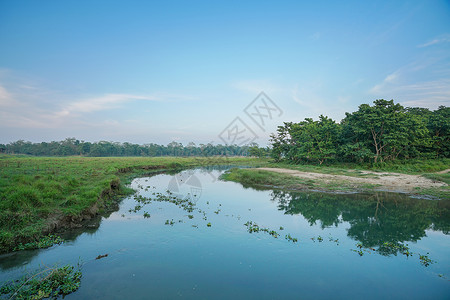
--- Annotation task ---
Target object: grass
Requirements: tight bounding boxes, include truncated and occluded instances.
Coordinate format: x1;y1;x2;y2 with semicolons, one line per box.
1;155;447;252
221;168;370;192
0;155;264;252
221;163;449;197
220;168;310;189
263;158;450;177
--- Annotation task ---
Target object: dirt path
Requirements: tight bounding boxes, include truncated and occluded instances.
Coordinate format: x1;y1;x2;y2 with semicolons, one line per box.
258;167;447;193
436;168;450;174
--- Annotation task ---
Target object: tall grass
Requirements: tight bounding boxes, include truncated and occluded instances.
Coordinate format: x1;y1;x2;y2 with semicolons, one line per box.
0;155;261;252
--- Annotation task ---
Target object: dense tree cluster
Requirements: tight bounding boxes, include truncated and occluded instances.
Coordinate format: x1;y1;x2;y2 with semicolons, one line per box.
270;100;449;164
0;140;251;157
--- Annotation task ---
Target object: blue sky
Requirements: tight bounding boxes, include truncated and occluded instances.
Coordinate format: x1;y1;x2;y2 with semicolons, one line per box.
0;0;449;146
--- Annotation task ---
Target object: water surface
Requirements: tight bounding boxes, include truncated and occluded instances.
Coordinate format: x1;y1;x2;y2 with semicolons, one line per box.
1;168;449;299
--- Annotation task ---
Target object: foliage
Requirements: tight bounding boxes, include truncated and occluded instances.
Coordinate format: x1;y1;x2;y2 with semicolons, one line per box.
248;142;271;158
0;139;253;157
270;100;449;164
0;264;82;299
289;115;341;164
13;235;64;252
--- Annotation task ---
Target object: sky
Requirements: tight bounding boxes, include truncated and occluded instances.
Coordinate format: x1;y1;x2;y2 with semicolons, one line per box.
0;0;449;146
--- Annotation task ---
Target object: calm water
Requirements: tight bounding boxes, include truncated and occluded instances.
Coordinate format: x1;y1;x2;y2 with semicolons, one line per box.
1;168;449;299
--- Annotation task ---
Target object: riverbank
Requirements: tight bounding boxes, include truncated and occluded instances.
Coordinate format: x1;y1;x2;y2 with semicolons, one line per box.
221;166;449;199
0;155;263;252
1;155;448;252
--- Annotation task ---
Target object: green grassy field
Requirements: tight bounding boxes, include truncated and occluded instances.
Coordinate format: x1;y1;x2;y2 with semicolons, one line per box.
1;155;448;253
0;155;263;252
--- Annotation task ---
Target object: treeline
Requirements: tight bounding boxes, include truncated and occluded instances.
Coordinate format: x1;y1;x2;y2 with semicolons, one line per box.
270;100;449;164
0;140;253;157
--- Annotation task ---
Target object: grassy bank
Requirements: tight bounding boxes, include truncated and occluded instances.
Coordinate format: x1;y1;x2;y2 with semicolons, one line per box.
221;158;450;197
220;168;371;192
261;158;450;186
263;158;450;176
1;155;448;252
0;155;264;252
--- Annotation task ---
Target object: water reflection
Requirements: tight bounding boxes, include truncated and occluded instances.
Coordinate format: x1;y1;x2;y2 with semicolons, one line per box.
0;211;104;271
272;190;450;248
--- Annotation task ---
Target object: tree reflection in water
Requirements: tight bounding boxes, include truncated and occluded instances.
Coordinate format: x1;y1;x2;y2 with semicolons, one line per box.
272;190;449;251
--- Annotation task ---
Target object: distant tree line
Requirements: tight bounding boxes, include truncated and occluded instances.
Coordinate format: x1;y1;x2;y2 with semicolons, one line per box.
0;139;254;157
270;100;449;164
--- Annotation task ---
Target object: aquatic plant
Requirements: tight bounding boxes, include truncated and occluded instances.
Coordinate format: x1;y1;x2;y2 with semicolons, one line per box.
13;235;64;252
419;253;435;267
377;242;411;257
0;264;82;299
353;242;436;268
285;234;298;243
243;221;281;238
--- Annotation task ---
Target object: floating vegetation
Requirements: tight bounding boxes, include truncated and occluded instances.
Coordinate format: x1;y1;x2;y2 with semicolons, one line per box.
207;222;212;227
285;234;298;243
378;242;412;257
310;236;325;243
165;219;175;226
129;190;202;225
13;234;64;252
244;221;280;238
0;264;82;299
328;235;339;244
419;253;435;267
351;243;371;256
352;242;436;267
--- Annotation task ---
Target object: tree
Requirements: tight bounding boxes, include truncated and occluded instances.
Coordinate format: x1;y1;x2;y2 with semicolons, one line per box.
270;116;340;164
290;115;340;164
341;99;428;163
270;122;294;162
427;106;450;158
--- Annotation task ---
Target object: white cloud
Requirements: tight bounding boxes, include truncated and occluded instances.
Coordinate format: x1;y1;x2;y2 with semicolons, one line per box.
369;73;450;109
369;71;399;94
418;34;450;48
61;93;160;115
368;53;450;109
0;85;13;106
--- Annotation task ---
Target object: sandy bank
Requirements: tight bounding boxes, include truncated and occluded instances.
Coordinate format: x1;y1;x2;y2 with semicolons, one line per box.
258;167;447;194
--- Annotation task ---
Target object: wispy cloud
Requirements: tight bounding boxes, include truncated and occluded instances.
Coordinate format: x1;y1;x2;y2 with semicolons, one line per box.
0;71;193;131
60;93;160;115
369;63;450;109
369;71;399;94
418;34;450;48
0;85;14;106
